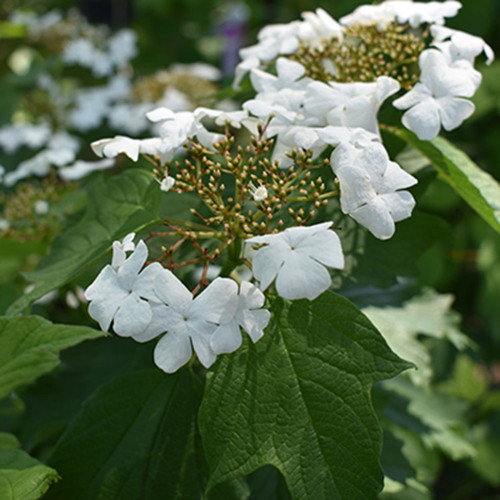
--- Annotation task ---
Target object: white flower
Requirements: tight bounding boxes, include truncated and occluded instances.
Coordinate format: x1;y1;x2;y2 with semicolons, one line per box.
233;55;260;90
0;218;10;232
304;76;400;135
33;200;49;215
250;183;268;202
0;122;51;154
211;281;271;354
58;159;115;181
393;49;478;140
315;125;380;150
85;240;164;336
91;136;141;162
159;175;175;192
340;1;461;29
249;57;309;98
3;147;76;186
332;141;417;239
246;222;344;301
146;107;223;153
245;88;325;168
431;25;494;66
111;232;136;269
194;107;249;129
300;8;344;46
132;275;239;373
107;29;137;66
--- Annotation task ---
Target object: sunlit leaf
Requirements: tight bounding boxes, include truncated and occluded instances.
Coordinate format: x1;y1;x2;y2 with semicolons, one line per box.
0;432;59;500
388;128;500;233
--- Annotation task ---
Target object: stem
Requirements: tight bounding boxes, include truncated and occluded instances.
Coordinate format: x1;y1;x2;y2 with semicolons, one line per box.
219;237;242;277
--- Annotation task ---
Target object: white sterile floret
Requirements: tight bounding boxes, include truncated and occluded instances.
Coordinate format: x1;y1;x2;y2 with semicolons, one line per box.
315;125;380;150
91;136;141;162
244;87;324;168
3;147;76;186
233;55;260;90
107;29;138;66
332;141;417;239
194;107;249;129
300;8;344;46
111;232;136;269
393;49;479;140
246;222;344;301
431;25;495;66
133;275;239;373
85;239;165;336
0;122;52;154
340;1;461;29
58;159;115;181
147;107;223;153
211;281;271;354
250;58;310;98
304;76;400;135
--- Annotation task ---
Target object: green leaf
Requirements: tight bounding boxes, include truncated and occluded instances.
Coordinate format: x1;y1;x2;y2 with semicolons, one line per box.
45;369;203;500
383;378;476;460
388;128;500;233
0;432;59;500
6;168;162;316
336;212;449;289
363;290;471;386
0;316;103;400
468;414;500;487
199;292;411;500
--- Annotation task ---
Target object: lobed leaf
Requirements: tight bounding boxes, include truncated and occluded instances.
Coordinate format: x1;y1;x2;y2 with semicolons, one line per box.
199;292;411;500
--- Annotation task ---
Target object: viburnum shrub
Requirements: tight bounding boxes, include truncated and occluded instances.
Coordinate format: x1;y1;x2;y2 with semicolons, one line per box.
3;2;499;499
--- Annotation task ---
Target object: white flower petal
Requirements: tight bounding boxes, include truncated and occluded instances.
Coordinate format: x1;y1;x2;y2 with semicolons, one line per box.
350;198;395;240
296;229;344;270
248;238;290;291
192;277;238;325
131;303;175;343
238;308;271;343
380;191;416;222
438;96;475;131
401;98;441;141
188;324;217;368
275;251;332;301
134;262;167;302
154;269;192;313
238;280;266;310
153;330;193;373
116;240;148;290
113;292;152;337
211;322;242;354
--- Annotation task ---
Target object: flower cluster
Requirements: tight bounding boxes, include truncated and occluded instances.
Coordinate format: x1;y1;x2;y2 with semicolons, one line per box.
0;9;223;188
85;234;271;373
83;1;493;373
